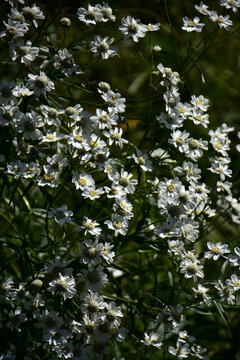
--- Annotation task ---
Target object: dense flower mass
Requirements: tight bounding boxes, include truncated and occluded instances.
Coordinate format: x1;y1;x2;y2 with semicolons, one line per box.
0;0;239;359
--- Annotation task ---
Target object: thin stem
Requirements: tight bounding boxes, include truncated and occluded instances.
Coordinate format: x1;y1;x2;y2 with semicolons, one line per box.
164;0;179;57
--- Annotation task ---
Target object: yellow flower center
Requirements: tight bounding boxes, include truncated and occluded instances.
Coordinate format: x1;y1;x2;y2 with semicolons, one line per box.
214;141;222;149
138;156;145;165
44;173;54;181
74;135;84;143
167;184;176;192
176;137;184;145
46;134;55;140
89;190;97;197
78;178;86;186
188;21;196;27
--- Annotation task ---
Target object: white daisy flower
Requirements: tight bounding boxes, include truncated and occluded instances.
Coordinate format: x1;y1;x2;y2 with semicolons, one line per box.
40;130;65;143
0;80;18;105
102;90;126;113
72;172;95;191
90;109;118;130
22;3;45;28
220;0;240;13
80;217;102;237
7;307;27;332
226;274;240;291
169;342;190;359
145;23;161;32
5;0;26;6
79;239;102;267
77;4;102;25
37;309;64;331
36;166;60;188
48;273;76;300
182;16;205;32
104;214;129;236
81;291;106;314
113;197;134;220
209;11;233;30
174;161;201;182
90;35;117;59
0;278;14;301
82;186;104;200
100;243;115;264
191;95;209;112
0;19;29;39
22;162;40;179
193;284;211;305
113;169;138;194
156;112;183;130
104;184;127;199
67;127;90;150
103;127;128;148
9;40;39;65
180;259;204;282
141;332;163;349
132;149;152;172
53;48;79;76
195;2;210;16
228;247;240;269
95;3;116;22
0;104;21;126
204;242;230;260
41;105;63;126
65;104;83;127
215;280;235;304
102;301;123;327
185;137;208;161
6;160;27;179
82;266;108;292
119;16;147;42
27;71;55;97
48;205;73;227
17;111;44;140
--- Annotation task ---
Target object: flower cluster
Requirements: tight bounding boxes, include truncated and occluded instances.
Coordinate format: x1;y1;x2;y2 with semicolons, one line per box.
182;1;238;32
0;0;239;359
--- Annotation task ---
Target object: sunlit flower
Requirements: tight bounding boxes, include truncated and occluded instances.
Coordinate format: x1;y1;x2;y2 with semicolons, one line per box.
119;16;147;42
48;273;76;300
182;16;205;32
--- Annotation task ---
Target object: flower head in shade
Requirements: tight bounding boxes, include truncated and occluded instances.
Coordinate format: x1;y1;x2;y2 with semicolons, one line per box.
132;149;152;172
48;205;73;227
22;3;45;28
17;111;44;141
53;49;79;76
90;35;117;59
27;71;55;97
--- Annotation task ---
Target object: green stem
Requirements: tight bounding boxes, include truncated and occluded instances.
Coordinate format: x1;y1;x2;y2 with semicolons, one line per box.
164;0;179;57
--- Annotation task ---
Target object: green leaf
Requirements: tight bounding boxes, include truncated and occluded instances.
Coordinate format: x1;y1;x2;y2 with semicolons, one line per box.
213;300;232;337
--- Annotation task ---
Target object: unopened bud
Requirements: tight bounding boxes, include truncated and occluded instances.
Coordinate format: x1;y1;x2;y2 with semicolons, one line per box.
60;17;71;28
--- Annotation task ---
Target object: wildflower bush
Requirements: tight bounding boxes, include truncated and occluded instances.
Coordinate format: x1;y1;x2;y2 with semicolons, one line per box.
0;0;240;359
